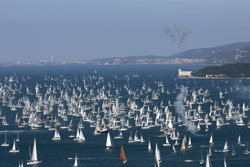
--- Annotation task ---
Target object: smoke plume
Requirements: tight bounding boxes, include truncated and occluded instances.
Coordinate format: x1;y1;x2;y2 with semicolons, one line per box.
174;85;198;135
163;25;192;47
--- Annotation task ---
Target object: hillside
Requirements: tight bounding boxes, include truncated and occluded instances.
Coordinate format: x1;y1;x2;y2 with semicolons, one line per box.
193;63;250;78
88;42;250;65
170;42;250;64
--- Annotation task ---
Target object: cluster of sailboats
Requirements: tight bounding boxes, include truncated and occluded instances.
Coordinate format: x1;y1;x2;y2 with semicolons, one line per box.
0;73;249;166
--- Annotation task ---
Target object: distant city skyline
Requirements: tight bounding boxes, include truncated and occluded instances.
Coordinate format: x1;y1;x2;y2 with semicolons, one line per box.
0;0;250;62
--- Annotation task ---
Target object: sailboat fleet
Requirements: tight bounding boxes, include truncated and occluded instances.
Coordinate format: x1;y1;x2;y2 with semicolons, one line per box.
0;71;249;166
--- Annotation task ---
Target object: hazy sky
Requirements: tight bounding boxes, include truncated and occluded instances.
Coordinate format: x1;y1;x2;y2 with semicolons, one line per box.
0;0;250;62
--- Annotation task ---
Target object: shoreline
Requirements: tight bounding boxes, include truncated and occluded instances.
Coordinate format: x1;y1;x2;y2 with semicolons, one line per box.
178;76;250;80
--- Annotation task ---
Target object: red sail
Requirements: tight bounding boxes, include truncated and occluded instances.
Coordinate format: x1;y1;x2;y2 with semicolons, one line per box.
120;145;127;163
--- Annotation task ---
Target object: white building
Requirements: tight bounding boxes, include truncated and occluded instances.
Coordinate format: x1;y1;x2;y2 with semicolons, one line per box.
178;69;192;77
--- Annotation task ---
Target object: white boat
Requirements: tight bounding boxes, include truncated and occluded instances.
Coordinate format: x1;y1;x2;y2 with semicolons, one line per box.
148;140;152;152
16;132;20;142
155;143;161;167
73;154;79;167
106;132;114;149
209;134;214;145
238;134;241;145
78;129;85;142
114;131;123;139
52;129;61;141
200;150;204;164
232;144;236;156
180;137;187;152
172;145;176;153
208;147;212;156
128;132;134;143
9;139;19;153
223;140;229;152
224;157;227;167
1;132;9;147
188;136;192;148
140;134;145;143
134;131;141;142
18;161;24;167
27;138;42;165
2;116;9;126
205;152;212;167
163;136;171;147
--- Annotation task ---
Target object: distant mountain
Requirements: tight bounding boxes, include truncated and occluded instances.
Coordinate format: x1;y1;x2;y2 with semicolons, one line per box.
170;41;250;64
88;55;167;65
88;41;250;65
193;63;250;78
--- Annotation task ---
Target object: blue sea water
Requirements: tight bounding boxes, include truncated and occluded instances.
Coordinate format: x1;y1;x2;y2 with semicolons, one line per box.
0;64;250;167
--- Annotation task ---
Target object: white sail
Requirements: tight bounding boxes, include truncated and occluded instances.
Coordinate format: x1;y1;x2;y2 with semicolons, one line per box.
31;138;38;161
224;157;227;167
148;140;152;151
106;132;113;149
27;137;42;165
10;139;19;153
180;137;187;152
73;154;78;167
52;129;61;141
163;136;171;146
78;129;85;142
1;132;9;146
223;140;229;152
12;140;16;150
205;153;211;167
155;143;161;166
209;134;213;145
188;136;192;148
172;145;176;153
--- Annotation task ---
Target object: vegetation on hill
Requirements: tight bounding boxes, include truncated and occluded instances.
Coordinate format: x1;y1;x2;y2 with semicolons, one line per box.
193;63;250;78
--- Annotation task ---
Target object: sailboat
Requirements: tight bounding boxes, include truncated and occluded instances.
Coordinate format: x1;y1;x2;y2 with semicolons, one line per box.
188;136;192;148
74;128;80;141
16;132;20;142
208;147;212;156
232;144;236;156
148;140;152;152
114;131;123;139
52;129;61;141
205;152;212;167
73;154;79;167
180;137;187;152
128;132;134;143
106;132;114;149
209;133;214;145
27;138;42;165
223;139;229;152
18;161;24;167
9;139;19;153
120;145;127;164
224;157;227;167
200;150;204;164
243;142;250;154
155;143;161;167
78;129;85;142
172;145;177;153
238;134;241;145
163;136;171;146
1;132;9;147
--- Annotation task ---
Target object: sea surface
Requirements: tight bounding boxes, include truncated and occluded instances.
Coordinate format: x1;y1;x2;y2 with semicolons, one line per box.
0;64;250;167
